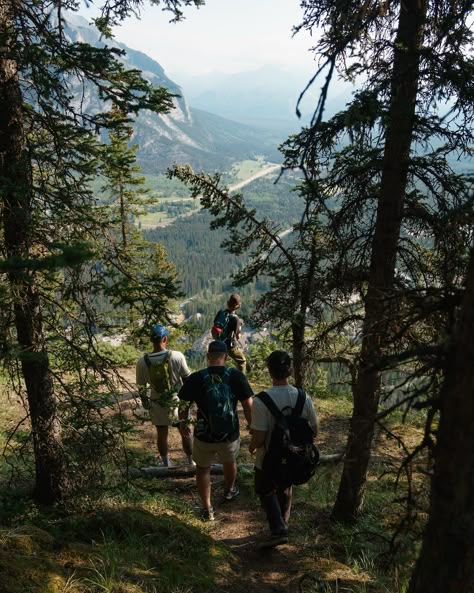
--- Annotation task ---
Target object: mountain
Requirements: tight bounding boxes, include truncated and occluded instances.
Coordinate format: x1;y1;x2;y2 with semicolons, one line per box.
64;14;282;173
173;65;353;134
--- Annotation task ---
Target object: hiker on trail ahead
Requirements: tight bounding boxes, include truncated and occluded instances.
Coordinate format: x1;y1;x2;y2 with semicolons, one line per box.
249;350;319;548
136;324;193;467
178;340;253;521
211;293;247;373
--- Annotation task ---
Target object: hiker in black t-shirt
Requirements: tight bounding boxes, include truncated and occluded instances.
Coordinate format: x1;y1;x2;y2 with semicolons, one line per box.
178;340;253;521
211;293;247;373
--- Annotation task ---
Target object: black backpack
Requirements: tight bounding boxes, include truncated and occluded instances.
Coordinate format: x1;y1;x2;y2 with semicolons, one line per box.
256;389;319;487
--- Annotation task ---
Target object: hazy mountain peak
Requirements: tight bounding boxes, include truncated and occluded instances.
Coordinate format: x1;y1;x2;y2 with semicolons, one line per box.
63;15;281;173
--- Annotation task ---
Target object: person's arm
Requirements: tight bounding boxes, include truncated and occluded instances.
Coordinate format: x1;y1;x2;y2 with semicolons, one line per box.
248;396;268;454
234;315;242;339
240;396;253;429
136;359;150;409
137;385;150;409
249;429;267;455
177;376;195;436
178;402;192;436
179;353;192;380
304;394;319;438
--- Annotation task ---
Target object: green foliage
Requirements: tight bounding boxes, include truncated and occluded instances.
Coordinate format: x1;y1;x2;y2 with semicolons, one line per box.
95;341;140;368
0;0;198;503
167;163;338;386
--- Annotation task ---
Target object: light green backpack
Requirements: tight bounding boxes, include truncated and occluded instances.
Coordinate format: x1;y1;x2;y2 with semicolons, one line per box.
144;352;174;409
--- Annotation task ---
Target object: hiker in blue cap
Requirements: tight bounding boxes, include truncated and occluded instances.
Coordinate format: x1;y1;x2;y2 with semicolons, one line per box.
136;324;193;467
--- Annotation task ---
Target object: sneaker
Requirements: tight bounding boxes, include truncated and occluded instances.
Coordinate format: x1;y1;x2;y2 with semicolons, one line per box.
199;507;215;522
258;531;289;550
222;485;240;502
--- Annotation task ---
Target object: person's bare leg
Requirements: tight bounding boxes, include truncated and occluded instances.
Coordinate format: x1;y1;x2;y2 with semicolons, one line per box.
180;430;193;461
222;459;237;491
196;465;212;509
156;426;171;465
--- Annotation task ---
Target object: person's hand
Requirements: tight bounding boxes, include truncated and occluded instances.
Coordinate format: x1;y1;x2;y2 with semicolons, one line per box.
249;444;256;455
141;395;151;410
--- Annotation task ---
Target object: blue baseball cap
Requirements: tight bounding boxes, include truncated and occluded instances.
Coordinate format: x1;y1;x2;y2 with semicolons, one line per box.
150;324;170;340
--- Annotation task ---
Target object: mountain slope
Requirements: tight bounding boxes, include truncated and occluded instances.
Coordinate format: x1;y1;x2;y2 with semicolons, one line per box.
64;14;282;173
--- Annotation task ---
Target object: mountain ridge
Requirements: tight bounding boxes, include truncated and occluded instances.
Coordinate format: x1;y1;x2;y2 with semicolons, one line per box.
65;14;282;173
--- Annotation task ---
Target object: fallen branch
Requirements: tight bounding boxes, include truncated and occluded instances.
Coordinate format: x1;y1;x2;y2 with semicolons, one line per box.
130;453;344;479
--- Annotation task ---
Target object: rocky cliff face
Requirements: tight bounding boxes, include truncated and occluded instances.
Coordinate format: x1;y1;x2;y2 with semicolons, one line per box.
64;14;280;173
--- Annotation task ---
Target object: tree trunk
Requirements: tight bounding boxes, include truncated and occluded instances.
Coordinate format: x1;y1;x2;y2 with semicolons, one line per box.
0;3;68;504
407;254;474;592
292;316;306;387
332;0;427;521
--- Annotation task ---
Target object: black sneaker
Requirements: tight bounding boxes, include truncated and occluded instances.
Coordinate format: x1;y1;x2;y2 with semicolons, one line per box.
199;507;215;522
222;485;240;502
258;531;289;550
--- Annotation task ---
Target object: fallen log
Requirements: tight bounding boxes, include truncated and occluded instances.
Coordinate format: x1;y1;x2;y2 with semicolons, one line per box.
129;453;344;479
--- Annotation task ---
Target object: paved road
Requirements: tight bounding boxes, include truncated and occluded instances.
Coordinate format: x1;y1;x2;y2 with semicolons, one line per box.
229;163;281;192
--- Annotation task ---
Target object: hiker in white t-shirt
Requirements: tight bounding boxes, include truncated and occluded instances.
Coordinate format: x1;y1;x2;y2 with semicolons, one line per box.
136;324;193;467
249;350;318;548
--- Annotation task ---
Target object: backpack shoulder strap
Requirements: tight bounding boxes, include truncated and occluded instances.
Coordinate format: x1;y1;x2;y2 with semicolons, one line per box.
293;387;306;417
256;391;284;421
144;351;169;367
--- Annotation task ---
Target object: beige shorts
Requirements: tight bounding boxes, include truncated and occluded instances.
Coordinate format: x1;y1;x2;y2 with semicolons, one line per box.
149;395;179;427
192;437;240;467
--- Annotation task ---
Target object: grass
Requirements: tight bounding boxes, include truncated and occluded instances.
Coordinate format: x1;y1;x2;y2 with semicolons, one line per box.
0;492;230;593
223;156;269;183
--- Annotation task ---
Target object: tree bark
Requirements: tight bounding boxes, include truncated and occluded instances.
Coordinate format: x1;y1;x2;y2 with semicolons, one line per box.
407;253;474;592
292;316;306;387
332;0;427;521
0;2;68;504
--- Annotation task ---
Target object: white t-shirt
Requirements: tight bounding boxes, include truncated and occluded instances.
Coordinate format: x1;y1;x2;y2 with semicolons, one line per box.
251;385;318;469
136;350;191;399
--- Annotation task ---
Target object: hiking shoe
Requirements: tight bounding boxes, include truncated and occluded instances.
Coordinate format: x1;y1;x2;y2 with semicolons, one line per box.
258;531;289;550
199;507;215;522
222;485;240;502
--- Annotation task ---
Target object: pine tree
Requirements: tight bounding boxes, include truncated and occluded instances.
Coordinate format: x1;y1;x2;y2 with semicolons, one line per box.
407;250;474;592
0;0;200;504
288;0;474;522
168;164;337;386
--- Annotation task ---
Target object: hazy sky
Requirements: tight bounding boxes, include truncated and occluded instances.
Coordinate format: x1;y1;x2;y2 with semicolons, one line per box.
79;0;317;78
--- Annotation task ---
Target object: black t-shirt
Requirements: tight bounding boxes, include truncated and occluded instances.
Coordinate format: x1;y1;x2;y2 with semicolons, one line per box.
178;365;253;443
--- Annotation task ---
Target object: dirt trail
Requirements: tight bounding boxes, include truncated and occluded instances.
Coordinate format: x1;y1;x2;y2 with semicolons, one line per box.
135;413;331;593
158;447;319;593
121;367;356;593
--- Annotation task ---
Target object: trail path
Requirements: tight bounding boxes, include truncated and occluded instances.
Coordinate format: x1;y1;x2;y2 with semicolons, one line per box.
120;368;359;593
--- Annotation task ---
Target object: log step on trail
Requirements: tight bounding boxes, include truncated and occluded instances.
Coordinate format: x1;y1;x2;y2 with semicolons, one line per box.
130;453;344;479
